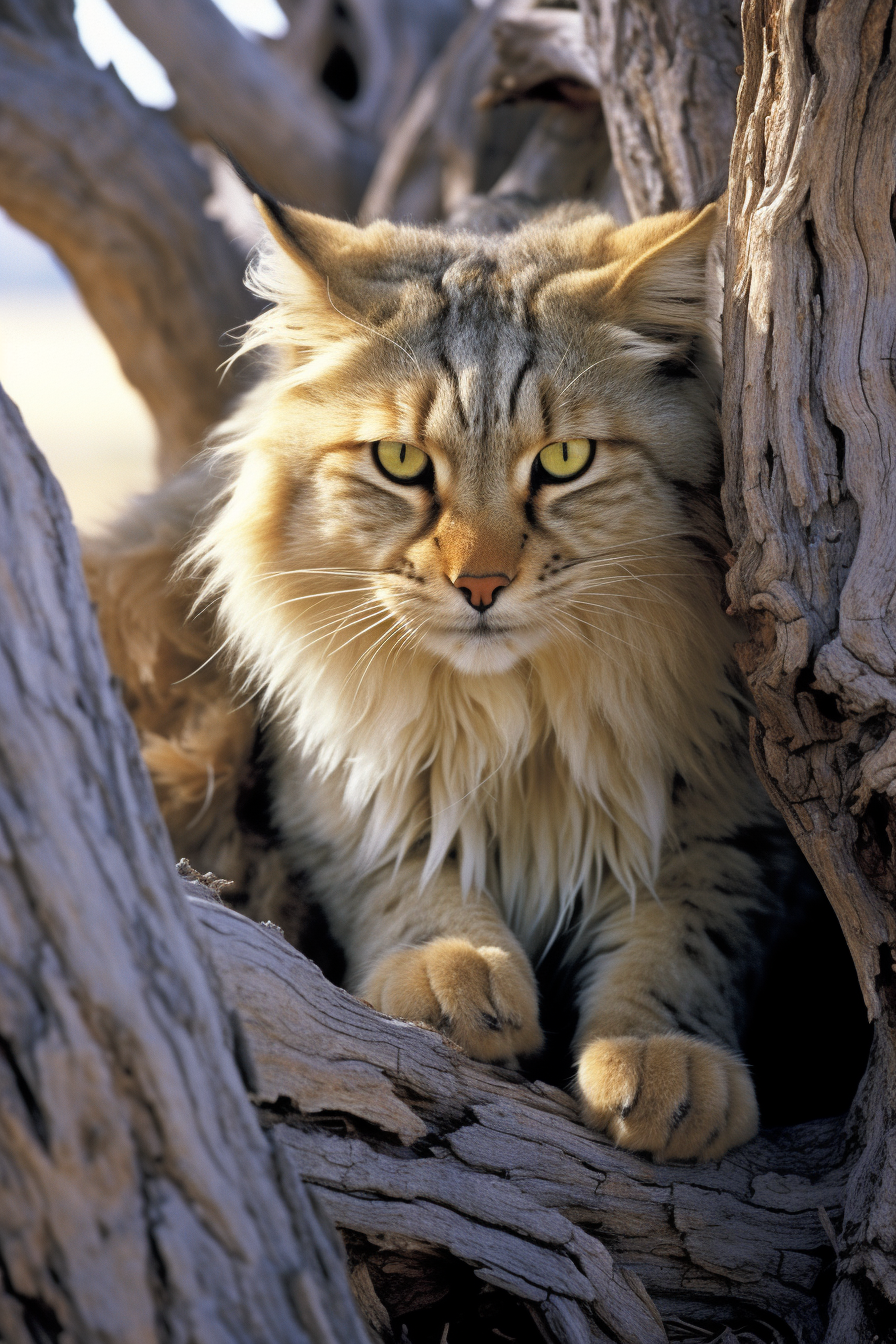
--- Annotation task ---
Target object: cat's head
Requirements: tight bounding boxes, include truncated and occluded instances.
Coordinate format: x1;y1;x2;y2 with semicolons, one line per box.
204;196;726;682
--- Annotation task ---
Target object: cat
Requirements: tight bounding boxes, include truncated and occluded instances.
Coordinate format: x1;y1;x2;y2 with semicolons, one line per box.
87;191;800;1162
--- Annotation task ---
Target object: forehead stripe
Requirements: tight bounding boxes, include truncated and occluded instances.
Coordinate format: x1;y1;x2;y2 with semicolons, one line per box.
507;349;535;423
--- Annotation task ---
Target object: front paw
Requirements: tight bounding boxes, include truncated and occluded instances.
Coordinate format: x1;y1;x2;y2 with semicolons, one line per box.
576;1034;758;1161
363;937;543;1063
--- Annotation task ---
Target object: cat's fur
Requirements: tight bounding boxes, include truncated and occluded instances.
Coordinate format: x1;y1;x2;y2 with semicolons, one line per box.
87;196;799;1161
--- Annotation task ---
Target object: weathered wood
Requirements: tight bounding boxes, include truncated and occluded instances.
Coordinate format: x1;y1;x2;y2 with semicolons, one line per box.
0;0;253;476
0;382;369;1343
463;5;627;227
361;0;624;230
108;0;358;215
578;0;742;216
194;894;849;1343
479;7;600;105
270;0;467;191
448;103;627;235
721;0;896;1337
358;0;539;225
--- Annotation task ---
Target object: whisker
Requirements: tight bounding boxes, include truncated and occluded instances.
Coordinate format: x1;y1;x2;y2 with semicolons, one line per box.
265;602;388;667
548;336;576;383
342;623;404;701
326;278;422;373
565;614;642;652
171;626;244;684
544;611;627;669
253;567;379;579
569;600;671;631
325;612;395;661
292;601;386;648
554;355;620;401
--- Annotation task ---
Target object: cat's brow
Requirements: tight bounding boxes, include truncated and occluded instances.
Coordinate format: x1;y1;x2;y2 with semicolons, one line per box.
507;347;536;423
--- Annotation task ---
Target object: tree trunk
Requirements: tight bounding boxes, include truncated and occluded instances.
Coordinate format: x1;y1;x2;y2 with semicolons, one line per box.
0;383;369;1344
721;0;896;1337
578;0;743;216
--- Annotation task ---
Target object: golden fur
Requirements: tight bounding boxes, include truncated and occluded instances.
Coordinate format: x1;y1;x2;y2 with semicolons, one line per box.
86;198;797;1160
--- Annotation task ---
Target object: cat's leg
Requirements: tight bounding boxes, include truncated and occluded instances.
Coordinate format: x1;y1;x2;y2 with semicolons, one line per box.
573;837;779;1161
342;860;543;1063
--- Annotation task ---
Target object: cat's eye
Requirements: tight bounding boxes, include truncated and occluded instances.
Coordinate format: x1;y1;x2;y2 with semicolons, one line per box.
374;440;431;484
535;438;595;482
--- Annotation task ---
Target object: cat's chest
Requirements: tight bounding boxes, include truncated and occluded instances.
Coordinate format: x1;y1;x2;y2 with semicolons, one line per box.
277;707;667;917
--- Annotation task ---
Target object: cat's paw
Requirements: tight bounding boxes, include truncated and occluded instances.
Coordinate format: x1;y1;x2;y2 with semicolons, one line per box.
576;1034;758;1161
364;937;543;1062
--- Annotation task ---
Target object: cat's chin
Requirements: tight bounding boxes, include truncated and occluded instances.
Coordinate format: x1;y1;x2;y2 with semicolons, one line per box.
424;625;541;675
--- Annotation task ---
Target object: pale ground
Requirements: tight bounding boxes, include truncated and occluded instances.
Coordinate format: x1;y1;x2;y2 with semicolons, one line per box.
0;220;158;536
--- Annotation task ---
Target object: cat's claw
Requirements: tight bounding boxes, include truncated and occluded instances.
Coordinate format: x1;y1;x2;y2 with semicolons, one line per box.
364;936;543;1062
576;1034;758;1161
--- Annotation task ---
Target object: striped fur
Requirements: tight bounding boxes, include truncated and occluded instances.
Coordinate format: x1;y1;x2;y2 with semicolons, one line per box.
100;200;799;1160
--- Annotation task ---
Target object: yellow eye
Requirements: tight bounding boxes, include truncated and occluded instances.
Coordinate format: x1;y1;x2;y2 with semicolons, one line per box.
374;440;430;483
536;438;594;481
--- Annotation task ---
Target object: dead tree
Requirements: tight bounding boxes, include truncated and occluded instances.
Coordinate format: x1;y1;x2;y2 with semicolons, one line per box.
1;0;894;1340
0;386;370;1344
722;0;896;1335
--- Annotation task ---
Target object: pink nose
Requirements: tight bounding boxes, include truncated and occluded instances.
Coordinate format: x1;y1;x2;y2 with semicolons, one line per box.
453;573;510;610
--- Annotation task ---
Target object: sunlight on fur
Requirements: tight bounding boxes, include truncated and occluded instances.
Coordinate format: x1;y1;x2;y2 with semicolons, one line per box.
87;195;799;1161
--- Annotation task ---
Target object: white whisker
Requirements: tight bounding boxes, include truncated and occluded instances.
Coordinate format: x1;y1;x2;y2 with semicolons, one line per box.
326;278;421;373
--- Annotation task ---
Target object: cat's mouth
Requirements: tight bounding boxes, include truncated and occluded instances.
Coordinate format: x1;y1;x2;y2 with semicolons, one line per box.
421;613;546;675
447;624;515;637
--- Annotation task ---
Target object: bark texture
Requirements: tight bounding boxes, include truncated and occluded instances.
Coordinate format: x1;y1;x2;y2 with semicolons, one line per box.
196;894;850;1344
0;383;369;1344
721;1;896;1338
579;0;743;216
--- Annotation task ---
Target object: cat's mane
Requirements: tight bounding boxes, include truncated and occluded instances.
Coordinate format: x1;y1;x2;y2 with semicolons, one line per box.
182;202;745;952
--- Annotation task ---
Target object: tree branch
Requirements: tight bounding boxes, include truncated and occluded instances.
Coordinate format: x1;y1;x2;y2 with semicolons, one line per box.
108;0;362;215
195;895;848;1343
0;4;253;474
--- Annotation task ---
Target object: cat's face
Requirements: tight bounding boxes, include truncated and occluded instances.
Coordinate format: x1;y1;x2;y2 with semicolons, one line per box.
214;202;725;679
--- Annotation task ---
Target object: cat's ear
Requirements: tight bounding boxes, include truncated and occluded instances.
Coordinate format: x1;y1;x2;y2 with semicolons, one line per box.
231;156;402;330
253;192;371;316
251;186;386;325
605;202;722;340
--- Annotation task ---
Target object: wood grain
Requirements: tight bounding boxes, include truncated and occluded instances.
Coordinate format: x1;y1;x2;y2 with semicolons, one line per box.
195;895;850;1343
721;1;896;1337
0;383;369;1344
579;0;742;216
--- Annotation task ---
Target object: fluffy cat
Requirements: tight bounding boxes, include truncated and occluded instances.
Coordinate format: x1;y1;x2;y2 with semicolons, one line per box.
88;193;797;1161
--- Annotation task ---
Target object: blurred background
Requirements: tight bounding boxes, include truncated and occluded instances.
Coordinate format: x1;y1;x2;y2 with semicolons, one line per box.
0;0;285;532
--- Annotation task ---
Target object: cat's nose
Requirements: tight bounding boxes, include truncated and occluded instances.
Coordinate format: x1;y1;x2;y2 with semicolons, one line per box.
453;573;510;610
